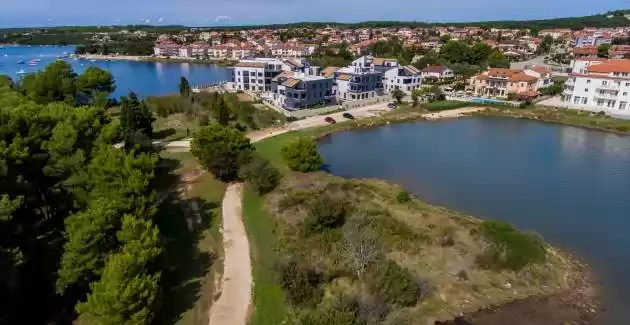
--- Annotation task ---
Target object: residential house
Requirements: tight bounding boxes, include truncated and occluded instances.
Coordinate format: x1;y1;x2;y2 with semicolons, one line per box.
469;68;551;99
154;42;180;57
233;58;286;92
562;58;630;116
383;65;422;94
421;65;455;80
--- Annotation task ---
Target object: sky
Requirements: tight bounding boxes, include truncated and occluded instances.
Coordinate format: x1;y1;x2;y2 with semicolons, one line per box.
0;0;628;28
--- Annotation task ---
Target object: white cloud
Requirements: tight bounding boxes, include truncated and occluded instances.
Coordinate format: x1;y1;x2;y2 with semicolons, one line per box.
158;17;163;23
145;19;151;23
214;15;231;23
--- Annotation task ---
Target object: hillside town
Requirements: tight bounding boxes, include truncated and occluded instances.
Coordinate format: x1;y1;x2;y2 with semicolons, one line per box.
146;24;630;117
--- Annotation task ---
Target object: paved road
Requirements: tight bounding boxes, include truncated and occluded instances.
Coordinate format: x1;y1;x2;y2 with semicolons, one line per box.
164;101;391;149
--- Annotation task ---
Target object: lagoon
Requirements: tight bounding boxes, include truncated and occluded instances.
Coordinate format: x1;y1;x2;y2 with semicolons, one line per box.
0;45;232;98
319;116;630;325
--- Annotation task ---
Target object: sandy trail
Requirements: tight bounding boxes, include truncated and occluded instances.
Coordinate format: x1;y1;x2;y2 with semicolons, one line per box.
208;183;251;325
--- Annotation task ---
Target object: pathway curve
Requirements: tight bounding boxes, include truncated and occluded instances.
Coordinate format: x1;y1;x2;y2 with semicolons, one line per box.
197;102;485;325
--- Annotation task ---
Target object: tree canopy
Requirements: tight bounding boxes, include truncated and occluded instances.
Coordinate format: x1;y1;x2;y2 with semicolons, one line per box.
191;124;254;181
281;137;323;172
0;63;163;325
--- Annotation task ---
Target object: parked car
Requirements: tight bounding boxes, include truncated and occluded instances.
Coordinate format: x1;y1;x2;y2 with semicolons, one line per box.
387;102;397;109
342;112;354;119
324;116;336;124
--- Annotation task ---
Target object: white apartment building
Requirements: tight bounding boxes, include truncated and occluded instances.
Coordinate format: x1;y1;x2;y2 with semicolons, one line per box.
562;59;630;117
266;71;335;110
383;65;422;94
233;58;311;92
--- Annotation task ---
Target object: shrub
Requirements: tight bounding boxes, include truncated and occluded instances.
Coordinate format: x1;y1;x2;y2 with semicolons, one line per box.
239;156;281;194
367;261;431;306
303;195;348;234
286;116;299;122
282;137;323;172
477;220;547;271
616;125;629;132
190;124;253;181
198;114;210;126
280;261;323;306
299;307;358;325
396;190;411;203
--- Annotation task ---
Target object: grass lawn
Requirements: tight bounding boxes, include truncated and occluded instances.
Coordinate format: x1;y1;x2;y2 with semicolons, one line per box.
154;114;201;141
154;150;227;325
242;188;286;325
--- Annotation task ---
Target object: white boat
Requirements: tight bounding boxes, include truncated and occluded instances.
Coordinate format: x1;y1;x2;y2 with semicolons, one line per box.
90;59;96;62
17;69;27;75
17;60;25;64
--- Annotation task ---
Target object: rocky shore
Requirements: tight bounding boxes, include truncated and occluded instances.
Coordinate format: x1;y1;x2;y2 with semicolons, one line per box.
436;254;600;325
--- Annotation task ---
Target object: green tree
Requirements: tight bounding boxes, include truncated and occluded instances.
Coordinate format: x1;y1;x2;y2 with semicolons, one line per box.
76;67;115;104
76;215;161;325
0;75;13;88
179;76;191;98
215;96;231;126
470;42;493;65
440;40;471;64
537;35;553;54
120;92;155;146
191;124;254;181
281;137;323;172
21;60;78;104
487;50;510;68
598;44;611;58
239;156;281;194
411;89;421;107
391;88;405;104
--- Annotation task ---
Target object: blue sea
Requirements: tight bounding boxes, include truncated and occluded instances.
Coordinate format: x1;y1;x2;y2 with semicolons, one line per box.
0;45;232;98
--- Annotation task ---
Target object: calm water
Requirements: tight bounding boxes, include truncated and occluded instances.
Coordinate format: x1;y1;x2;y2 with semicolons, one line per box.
0;45;232;98
319;117;630;324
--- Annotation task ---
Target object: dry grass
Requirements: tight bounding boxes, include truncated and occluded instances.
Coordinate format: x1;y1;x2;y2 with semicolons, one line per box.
262;172;571;323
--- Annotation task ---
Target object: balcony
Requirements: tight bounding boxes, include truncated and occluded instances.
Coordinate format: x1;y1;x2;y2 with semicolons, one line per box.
598;83;620;91
595;92;618;99
565;79;575;86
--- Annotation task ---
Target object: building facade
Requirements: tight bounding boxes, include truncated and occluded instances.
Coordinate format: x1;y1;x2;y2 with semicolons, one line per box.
383;65;422;94
233;59;285;92
267;71;335;110
562;59;630;117
469;68;553;99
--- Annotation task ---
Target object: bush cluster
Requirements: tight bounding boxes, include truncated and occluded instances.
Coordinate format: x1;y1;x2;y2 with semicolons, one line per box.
281;137;323;172
280;261;323;306
239;156;281;194
367;261;432;307
477;220;547;271
303;195;348;234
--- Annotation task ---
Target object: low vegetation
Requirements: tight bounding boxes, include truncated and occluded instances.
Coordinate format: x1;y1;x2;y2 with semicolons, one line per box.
244;170;571;324
281;137;324;172
479;107;630;134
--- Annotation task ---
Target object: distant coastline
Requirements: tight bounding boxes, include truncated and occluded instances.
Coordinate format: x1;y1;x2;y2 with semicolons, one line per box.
77;53;238;66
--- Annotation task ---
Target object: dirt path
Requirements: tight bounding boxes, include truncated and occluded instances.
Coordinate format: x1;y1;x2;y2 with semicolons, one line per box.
208;183;251;325
423;107;488;120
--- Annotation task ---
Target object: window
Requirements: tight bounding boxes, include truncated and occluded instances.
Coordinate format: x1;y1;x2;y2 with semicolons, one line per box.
582;97;588;105
573;96;581;104
602;80;608;85
626;82;630;86
587;79;591;84
585;88;589;92
596;99;605;106
624;92;628;96
620;101;628;110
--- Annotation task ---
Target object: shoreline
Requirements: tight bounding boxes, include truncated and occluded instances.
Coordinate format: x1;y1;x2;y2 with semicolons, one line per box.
250;107;604;325
76;53;237;66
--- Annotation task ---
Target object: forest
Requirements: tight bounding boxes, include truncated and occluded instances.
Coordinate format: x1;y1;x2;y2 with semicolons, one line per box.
0;62;185;325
